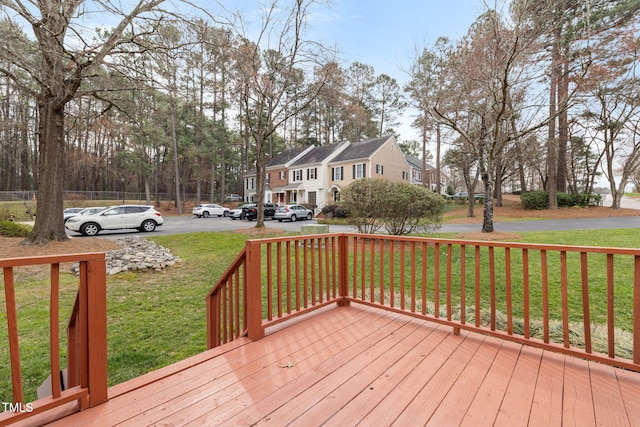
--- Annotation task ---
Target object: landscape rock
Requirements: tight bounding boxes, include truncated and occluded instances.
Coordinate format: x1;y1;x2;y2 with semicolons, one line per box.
70;237;181;275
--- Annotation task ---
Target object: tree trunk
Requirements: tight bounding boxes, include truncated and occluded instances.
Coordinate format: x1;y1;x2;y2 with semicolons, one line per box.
547;29;562;210
26;99;68;243
557;61;569;193
436;124;442;194
170;102;182;214
253;131;268;228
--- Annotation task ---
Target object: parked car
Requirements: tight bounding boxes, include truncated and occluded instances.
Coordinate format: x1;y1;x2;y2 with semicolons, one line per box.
447;192;468;200
63;207;85;223
242;203;278;221
65;205;163;236
225;194;243;202
274;204;313;222
64;206;108;223
447;192;485;200
192;203;230;218
229;203;251;220
77;206;107;215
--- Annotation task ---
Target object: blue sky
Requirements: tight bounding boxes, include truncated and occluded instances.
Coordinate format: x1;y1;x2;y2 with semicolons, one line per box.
307;1;486;141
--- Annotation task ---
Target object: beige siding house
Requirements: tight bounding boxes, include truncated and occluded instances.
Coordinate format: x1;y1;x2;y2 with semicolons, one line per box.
327;135;410;203
243;136;412;211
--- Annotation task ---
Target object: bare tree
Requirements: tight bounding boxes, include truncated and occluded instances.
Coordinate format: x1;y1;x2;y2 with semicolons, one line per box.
433;5;555;232
0;0;170;243
230;0;336;227
579;24;640;208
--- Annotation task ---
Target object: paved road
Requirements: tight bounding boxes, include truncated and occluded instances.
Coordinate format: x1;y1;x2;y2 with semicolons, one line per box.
439;195;640;233
66;195;640;239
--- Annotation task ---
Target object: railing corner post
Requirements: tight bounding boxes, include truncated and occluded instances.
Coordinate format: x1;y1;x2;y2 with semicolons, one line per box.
337;234;350;307
86;257;108;407
246;241;264;340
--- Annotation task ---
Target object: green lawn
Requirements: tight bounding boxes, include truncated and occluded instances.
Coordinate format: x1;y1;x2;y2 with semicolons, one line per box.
1;228;640;404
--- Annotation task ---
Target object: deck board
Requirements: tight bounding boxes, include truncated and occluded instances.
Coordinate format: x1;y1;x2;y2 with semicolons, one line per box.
459;339;521;426
44;304;640;427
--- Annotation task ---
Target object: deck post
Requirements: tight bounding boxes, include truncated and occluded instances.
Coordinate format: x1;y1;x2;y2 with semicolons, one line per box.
86;257;108;407
337;235;350;306
246;240;264;340
634;256;640;364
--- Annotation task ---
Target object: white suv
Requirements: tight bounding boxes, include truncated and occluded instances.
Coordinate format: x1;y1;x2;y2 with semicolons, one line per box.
65;205;163;236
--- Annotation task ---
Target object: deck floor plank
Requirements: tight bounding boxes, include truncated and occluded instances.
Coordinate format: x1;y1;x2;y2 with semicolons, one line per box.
459;339;521;427
385;332;486;426
589;361;632;426
44;305;640;427
561;356;596;427
348;330;472;427
213;311;416;426
304;325;451;426
145;306;397;425
426;335;503;426
528;350;565;426
255;318;428;426
486;342;542;427
616;367;640;427
128;306;385;426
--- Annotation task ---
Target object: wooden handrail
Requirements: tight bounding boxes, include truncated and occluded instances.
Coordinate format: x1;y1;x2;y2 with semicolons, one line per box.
0;252;107;425
206;232;640;373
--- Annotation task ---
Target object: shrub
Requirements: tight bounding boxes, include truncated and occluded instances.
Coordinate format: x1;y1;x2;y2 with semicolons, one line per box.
334;206;350;218
341;178;445;235
521;191;603;210
321;204;336;215
0;220;32;237
521;192;548;209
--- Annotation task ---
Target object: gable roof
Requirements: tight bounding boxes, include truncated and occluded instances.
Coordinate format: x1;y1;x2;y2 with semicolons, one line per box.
267;145;313;168
405;155;435;170
331;135;392;162
290;141;349;166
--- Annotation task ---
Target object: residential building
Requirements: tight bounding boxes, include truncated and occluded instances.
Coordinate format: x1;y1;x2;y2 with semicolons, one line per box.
286;141;349;209
405;155;449;194
244;145;313;203
243;135;411;212
328;135;410;203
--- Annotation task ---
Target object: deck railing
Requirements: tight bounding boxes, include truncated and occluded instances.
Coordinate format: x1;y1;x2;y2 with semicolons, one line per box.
0;253;108;425
207;232;640;372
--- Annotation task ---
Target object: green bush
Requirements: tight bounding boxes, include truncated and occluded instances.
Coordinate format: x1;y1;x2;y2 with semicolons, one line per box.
321;204;336;215
521;192;603;210
342;178;445;235
521;192;548;209
334;206;350;218
0;220;32;237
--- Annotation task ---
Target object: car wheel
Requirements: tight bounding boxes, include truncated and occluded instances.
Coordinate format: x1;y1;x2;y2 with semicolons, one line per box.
140;219;156;232
290;214;297;222
223;211;229;217
278;219;283;222
203;211;210;218
80;222;100;236
306;213;312;220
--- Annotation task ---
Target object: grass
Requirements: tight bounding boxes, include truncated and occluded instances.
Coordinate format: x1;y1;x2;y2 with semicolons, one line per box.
1;227;640;405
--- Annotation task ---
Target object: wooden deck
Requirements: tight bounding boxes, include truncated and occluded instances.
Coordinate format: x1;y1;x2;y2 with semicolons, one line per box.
23;304;639;426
